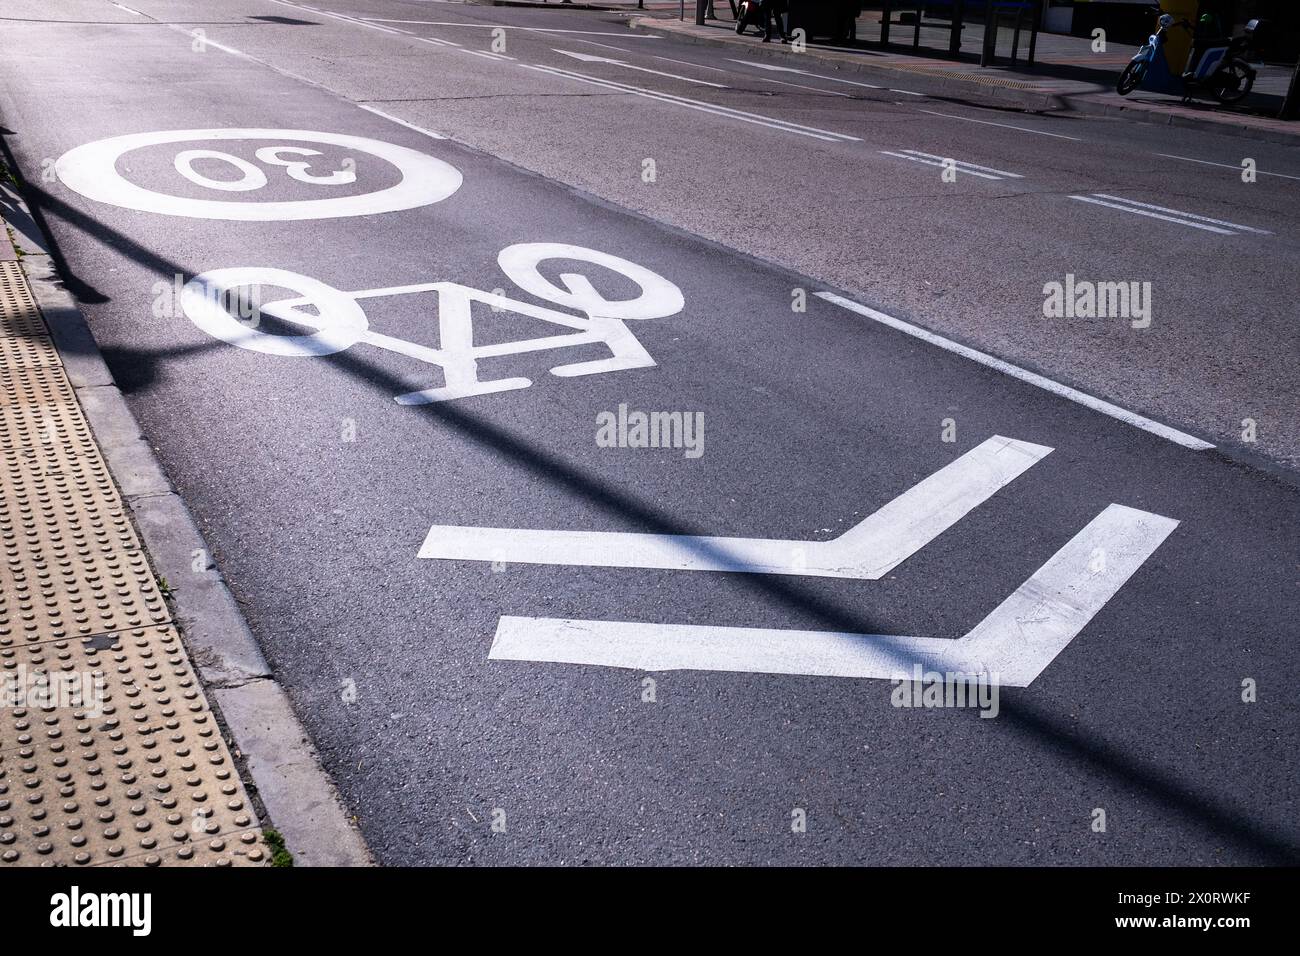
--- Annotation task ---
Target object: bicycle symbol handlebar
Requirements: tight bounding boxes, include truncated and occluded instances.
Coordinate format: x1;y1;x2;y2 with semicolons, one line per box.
180;243;686;403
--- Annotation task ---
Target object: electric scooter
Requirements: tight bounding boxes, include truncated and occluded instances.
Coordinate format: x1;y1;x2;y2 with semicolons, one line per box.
1118;12;1266;105
1116;13;1182;96
1181;18;1265;105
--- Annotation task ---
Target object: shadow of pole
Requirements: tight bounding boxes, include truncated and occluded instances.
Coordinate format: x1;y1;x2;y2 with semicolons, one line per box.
10;163;1300;865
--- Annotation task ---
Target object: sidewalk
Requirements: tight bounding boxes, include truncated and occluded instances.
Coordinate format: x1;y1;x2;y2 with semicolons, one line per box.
632;14;1300;144
0;164;368;866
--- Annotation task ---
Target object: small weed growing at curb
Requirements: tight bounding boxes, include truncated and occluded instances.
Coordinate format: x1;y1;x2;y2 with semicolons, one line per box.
264;827;294;867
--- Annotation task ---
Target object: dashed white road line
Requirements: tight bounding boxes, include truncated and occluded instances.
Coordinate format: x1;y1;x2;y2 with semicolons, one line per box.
554;49;728;88
357;104;446;140
1156;152;1300;182
816;292;1215;451
726;58;882;89
880;150;1022;181
358;18;663;38
416;35;461;48
1070;194;1270;236
523;64;860;143
273;0;412;35
917;108;1083;141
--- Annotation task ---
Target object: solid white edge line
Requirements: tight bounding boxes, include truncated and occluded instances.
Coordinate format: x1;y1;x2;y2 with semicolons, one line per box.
917;108;1083;141
1155;153;1300;182
1069;196;1235;235
1091;193;1271;234
815;291;1215;451
356;104;446;140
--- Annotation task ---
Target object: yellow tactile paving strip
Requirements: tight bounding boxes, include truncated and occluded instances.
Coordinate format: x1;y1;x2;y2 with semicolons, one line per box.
0;259;266;865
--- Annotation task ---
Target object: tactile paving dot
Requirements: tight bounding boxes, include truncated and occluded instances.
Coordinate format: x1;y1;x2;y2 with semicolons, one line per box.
0;625;265;866
0;334;59;371
0;231;263;867
0;549;170;647
0;401;98;458
0;261;44;339
0;364;76;410
0;450;139;559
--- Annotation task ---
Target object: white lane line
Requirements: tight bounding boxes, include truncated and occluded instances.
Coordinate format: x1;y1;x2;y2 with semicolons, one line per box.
656;55;734;75
356;104;446;140
466;49;515;61
568;38;637;54
487;504;1179;687
554;49;728;88
902;149;1023;178
1091;193;1272;235
523;64;860;143
1069;195;1234;235
891;88;926;96
1156;152;1300;182
110;2;145;15
358;19;662;37
726;58;881;89
420;436;1051;578
917;108;1083;141
416;35;460;48
879;151;1003;180
270;0;411;35
816;292;1215;451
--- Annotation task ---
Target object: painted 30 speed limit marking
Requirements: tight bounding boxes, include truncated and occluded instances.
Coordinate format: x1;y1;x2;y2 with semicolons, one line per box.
54;128;462;221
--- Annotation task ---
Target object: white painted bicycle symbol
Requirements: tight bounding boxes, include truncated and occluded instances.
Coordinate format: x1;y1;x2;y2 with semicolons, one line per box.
180;243;685;403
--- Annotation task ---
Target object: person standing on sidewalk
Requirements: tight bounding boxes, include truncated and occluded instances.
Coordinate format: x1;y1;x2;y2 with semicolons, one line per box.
762;0;790;43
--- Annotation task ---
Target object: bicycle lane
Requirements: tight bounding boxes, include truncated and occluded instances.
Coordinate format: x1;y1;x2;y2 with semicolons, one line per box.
1;17;1298;864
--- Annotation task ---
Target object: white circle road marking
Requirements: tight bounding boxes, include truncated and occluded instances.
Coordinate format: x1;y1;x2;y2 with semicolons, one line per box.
182;267;368;357
55;129;462;221
497;243;685;321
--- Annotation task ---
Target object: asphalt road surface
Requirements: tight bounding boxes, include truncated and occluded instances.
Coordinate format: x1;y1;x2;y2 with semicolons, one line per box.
1;0;1297;865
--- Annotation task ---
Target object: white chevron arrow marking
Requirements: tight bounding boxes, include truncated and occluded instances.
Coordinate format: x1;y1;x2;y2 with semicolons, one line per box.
488;504;1179;687
419;436;1052;579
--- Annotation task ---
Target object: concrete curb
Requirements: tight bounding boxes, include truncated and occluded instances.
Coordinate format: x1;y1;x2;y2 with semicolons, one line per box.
0;173;373;867
629;18;1300;145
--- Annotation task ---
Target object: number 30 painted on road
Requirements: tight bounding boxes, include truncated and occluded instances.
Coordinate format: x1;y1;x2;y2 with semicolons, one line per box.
55;129;460;221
